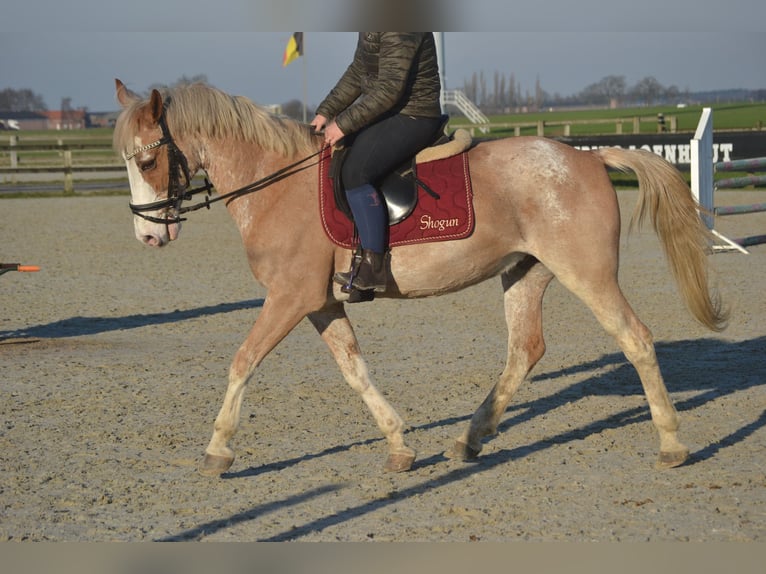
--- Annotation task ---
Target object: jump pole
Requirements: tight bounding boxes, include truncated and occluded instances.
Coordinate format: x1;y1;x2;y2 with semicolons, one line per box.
691;108;762;254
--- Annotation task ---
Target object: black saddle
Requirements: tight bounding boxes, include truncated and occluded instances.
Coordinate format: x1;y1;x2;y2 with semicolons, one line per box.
330;116;450;225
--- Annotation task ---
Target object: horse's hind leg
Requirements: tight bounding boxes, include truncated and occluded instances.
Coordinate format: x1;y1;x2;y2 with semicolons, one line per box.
447;258;553;460
563;274;689;469
308;303;416;472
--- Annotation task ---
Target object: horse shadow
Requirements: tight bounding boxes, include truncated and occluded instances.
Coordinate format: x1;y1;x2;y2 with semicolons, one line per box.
162;335;765;541
0;298;265;341
4;303;761;473
3;303;761;540
225;335;765;477
464;335;765;466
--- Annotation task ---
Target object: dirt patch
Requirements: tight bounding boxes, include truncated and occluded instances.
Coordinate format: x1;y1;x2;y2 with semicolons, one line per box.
1;192;764;541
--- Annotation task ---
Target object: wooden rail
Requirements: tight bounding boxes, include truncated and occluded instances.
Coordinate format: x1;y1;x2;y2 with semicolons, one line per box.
0;136;123;193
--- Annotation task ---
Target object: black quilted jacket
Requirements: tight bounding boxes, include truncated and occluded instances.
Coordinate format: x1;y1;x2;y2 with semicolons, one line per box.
315;32;442;135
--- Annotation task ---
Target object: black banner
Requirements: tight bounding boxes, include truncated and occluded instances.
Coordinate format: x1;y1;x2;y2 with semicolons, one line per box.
555;131;766;169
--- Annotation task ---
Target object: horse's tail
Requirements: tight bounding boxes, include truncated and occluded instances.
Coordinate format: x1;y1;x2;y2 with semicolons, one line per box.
594;146;729;332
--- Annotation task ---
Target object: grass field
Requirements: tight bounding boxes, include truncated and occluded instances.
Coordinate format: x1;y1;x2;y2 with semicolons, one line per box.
480;102;766;136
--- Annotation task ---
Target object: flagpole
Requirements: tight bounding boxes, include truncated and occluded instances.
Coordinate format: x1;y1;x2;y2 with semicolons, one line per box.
302;35;307;122
283;32;307;121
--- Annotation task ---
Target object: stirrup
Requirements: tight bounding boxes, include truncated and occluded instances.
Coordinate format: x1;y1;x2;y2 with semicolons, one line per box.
347;289;375;303
333;247;363;292
332;248;386;302
333;252;376;303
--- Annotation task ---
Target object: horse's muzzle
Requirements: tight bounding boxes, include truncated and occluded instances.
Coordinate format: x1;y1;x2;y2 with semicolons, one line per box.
136;220;180;247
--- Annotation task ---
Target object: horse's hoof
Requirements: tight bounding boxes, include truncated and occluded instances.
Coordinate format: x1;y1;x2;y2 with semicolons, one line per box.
384;451;416;473
444;440;481;461
198;453;235;477
655;448;690;469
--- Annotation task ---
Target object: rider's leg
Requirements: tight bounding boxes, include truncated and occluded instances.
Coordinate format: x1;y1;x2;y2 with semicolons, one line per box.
334;114;443;293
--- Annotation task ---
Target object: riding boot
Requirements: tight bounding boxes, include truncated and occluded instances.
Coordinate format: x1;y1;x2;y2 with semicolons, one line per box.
333;248;363;291
354;249;387;292
333;249;387;293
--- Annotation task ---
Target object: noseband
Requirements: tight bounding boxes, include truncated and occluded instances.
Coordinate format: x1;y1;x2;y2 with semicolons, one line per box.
126;106;214;226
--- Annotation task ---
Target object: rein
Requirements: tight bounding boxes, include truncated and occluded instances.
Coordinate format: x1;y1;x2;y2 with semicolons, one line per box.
127;109;324;225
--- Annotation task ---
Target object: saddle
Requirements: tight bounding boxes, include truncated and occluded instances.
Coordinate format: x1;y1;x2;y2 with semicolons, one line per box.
329;123;473;225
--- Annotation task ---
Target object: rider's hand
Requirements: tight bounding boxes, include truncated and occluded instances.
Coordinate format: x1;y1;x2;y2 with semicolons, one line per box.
323;121;345;147
310;114;327;133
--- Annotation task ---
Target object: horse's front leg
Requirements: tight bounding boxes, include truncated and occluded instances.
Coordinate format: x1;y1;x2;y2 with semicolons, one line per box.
308;304;415;472
198;293;309;477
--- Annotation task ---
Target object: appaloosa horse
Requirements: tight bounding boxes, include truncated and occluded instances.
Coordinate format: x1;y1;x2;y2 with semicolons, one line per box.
113;79;727;476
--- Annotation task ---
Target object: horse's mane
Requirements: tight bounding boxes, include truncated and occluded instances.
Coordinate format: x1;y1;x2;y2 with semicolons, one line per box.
114;83;317;158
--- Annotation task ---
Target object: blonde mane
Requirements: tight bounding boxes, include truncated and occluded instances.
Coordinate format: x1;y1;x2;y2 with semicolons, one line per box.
114;83;317;158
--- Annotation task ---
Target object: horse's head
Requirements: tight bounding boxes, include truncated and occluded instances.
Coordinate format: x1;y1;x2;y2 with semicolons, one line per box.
114;79;199;247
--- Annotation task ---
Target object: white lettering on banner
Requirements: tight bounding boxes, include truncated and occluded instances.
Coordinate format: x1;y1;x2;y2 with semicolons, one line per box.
574;142;734;165
713;143;733;163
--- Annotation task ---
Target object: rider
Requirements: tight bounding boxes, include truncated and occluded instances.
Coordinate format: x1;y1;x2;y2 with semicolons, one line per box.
311;32;443;294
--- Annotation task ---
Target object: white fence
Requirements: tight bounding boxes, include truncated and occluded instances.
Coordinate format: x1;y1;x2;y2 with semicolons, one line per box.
691;108;766;253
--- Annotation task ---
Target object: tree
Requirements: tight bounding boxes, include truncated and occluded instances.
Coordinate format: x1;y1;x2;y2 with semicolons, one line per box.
602;75;627;102
534;76;545;110
147;74;210;94
0;88;47;111
281;99;314;120
493;71;500;109
579;75;626;106
508;73;517;109
664;84;681;104
462;72;478;103
498;73;506;110
629;76;664;105
172;74;209;87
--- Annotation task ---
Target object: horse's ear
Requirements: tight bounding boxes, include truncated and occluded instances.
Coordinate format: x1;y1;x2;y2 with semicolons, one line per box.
115;78;138;108
149;89;164;123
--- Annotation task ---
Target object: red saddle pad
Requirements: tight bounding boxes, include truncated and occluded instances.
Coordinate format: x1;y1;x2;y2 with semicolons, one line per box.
318;147;475;248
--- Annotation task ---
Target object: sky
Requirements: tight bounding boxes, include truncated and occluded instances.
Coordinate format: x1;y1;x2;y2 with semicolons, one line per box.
2;0;765;113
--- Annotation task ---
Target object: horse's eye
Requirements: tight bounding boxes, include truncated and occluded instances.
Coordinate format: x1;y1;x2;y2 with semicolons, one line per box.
138;158;156;172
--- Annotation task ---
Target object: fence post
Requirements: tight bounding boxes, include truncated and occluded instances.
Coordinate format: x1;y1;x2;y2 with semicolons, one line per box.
691;108;713;229
63;145;74;194
9;135;18;184
633;117;640;133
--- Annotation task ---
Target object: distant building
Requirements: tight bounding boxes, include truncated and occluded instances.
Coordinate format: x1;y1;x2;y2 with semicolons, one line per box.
43;109;88;130
0;108;112;130
0;111;48;130
87;111;121;128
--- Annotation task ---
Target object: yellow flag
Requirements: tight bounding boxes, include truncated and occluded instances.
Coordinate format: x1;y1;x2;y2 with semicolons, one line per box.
282;32;303;67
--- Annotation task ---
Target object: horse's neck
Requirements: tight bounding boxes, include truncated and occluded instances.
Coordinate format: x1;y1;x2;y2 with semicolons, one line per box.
203;141;271;192
203;141;310;235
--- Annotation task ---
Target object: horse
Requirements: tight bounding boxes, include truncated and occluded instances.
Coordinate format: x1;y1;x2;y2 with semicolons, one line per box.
113;79;727;477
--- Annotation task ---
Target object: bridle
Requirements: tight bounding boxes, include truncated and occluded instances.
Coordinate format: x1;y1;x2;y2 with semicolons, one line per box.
126;109;212;226
125;106;325;226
